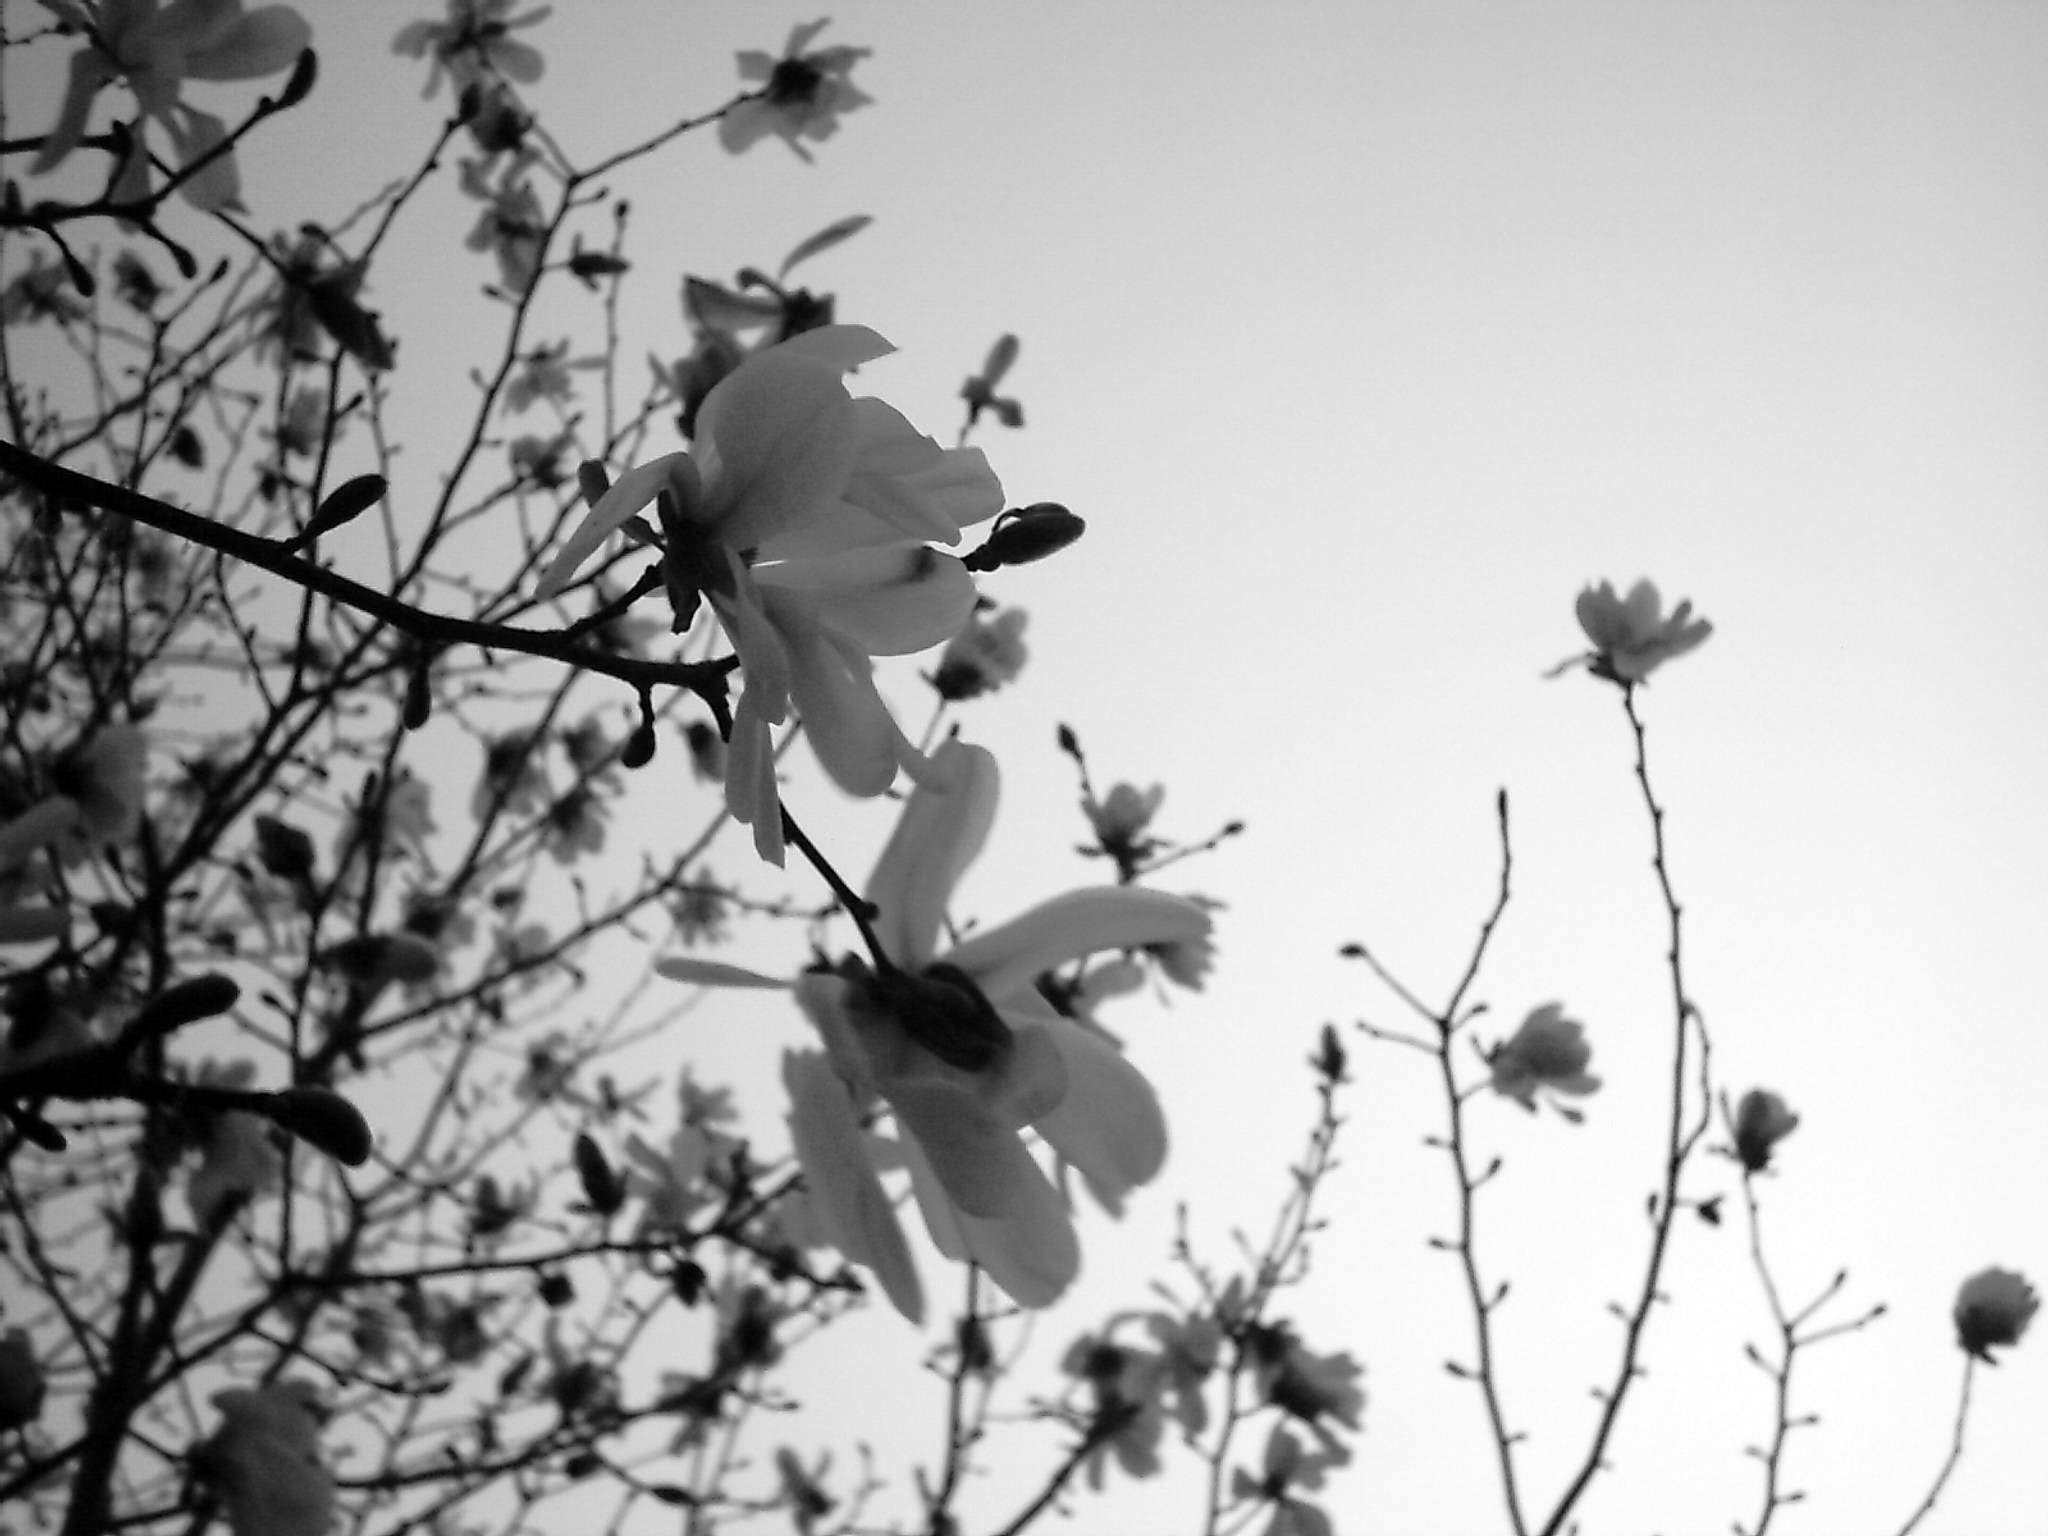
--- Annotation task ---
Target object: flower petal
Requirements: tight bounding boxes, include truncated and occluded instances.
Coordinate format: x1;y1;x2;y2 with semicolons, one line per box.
723;695;784;865
865;741;997;965
779;619;903;799
695;352;858;550
184;6;312;79
900;1129;1078;1308
32;47;112;174
1028;1014;1168;1196
535;453;693;600
782;1051;923;1323
757;546;977;657
771;323;895;372
947;888;1213;1003
655;957;788;989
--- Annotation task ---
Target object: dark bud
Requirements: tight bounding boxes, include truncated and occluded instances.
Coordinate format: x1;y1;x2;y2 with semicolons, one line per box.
275;48;318;110
956;1314;994;1375
575;459;611;508
167;425;204;468
124;974;241;1046
265;1086;373;1166
961;503;1084;572
562;1451;603;1481
573;1133;624;1216
402;661;432;730
1695;1197;1723;1227
568;250;630;284
1056;723;1083;761
253;815;317;882
648;1486;695;1508
297;473;387;548
671;1260;707;1306
1312;1022;1348;1084
621;718;656;769
538;1271;575;1308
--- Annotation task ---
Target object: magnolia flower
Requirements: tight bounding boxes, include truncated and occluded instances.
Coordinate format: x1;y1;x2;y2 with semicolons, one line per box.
1085;782;1164;860
1487;1003;1600;1117
662;741;1212;1319
1565;578;1712;684
1954;1267;2039;1364
1730;1088;1800;1173
537;326;1003;863
930;606;1028;701
392;0;548;97
51;722;148;858
194;1380;334;1536
35;0;312;212
719;19;873;162
1062;1336;1169;1488
0;257;89;326
461;156;545;292
961;333;1025;429
1245;1324;1365;1442
1230;1426;1344;1536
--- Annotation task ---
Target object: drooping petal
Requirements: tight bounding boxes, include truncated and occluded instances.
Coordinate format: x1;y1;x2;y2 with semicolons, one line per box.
654;956;788;990
757;546;977;657
694;352;859;549
723;694;783;865
900;1130;1078;1308
535;453;694;600
183;6;311;79
776;615;902;799
947;888;1213;1003
713;567;795;722
865;740;998;965
1027;1014;1168;1196
782;1051;923;1322
886;1077;1039;1220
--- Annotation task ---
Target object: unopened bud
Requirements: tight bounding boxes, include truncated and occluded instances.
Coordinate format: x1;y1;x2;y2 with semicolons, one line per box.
962;504;1085;572
576;459;612;508
266;1086;373;1166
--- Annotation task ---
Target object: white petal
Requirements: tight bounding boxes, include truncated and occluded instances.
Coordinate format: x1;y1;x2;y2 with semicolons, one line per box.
840;400;977;543
723;697;784;865
758;546;977;657
865;741;997;964
947;888;1213;1002
695;353;858;550
655;957;788;989
780;620;902;799
886;1077;1038;1220
770;324;896;371
783;1051;924;1323
1029;1017;1168;1196
535;453;691;600
900;1130;1077;1308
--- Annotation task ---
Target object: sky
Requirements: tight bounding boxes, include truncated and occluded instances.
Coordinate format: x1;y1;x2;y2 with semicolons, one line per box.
12;2;2048;1532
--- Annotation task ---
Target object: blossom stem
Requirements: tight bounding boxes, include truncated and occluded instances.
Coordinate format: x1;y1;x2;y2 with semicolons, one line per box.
1893;1354;1977;1536
777;802;892;972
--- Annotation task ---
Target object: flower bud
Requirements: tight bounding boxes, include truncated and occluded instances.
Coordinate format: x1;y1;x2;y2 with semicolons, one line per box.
1954;1267;2039;1363
961;504;1085;571
265;1087;373;1167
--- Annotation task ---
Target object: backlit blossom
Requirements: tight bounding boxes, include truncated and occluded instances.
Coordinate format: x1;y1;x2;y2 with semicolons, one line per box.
1085;782;1164;860
195;1380;334;1536
1954;1267;2039;1364
1230;1426;1344;1536
961;333;1025;429
662;741;1212;1319
34;0;312;212
930;606;1028;701
1730;1088;1800;1173
392;0;548;97
1245;1323;1365;1444
537;326;1003;863
1565;578;1712;684
1061;1335;1168;1488
461;155;545;292
718;19;872;162
0;257;89;326
1488;1003;1600;1118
